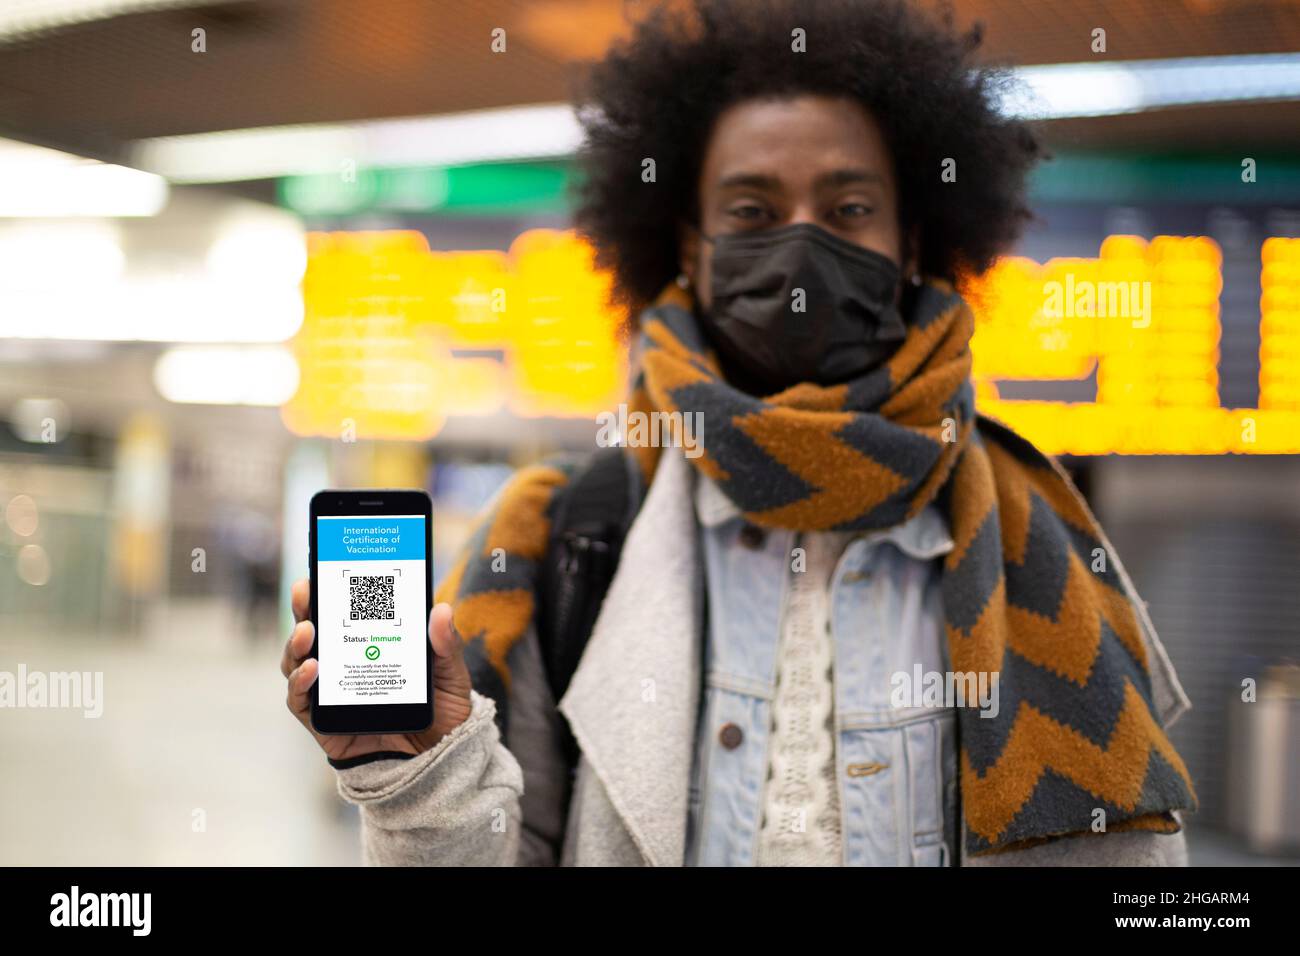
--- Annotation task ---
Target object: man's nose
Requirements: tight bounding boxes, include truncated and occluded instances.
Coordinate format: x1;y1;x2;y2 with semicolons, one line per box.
785;206;819;227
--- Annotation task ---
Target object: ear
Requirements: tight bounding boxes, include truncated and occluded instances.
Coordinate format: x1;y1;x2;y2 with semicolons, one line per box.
901;223;922;280
678;220;700;284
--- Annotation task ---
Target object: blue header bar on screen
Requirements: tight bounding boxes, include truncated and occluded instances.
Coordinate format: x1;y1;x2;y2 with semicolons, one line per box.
317;516;426;562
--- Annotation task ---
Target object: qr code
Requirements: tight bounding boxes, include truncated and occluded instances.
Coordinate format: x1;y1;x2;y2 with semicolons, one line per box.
349;575;395;621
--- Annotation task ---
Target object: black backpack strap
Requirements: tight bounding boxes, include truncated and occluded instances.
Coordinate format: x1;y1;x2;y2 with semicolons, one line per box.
536;446;643;770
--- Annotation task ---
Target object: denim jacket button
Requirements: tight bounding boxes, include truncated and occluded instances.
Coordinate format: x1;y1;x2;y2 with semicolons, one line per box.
738;524;766;549
718;722;744;749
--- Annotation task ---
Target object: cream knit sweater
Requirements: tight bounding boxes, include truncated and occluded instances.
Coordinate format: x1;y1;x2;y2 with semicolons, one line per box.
756;530;853;866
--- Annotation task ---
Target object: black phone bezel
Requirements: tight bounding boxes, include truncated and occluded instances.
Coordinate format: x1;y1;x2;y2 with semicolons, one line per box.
308;489;434;736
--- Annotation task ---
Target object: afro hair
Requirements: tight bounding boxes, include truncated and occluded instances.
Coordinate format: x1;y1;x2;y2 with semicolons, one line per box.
572;0;1043;318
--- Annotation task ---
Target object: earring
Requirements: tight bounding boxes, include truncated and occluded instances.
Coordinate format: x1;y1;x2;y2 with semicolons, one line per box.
910;273;923;287
676;273;691;289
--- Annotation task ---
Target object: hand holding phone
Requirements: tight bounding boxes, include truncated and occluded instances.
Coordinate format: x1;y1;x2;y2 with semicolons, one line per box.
281;488;473;756
281;583;473;762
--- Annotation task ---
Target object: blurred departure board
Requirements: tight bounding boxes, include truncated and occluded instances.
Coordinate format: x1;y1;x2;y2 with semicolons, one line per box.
286;227;1300;453
282;228;624;440
965;234;1300;454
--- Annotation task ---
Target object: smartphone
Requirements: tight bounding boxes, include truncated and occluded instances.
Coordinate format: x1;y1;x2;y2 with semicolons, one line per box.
308;489;434;735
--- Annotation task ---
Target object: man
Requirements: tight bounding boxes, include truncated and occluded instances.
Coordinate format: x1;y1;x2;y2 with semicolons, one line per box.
282;0;1195;866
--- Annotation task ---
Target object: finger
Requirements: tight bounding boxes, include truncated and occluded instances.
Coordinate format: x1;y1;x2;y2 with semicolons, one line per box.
280;620;314;679
291;578;310;624
286;657;318;719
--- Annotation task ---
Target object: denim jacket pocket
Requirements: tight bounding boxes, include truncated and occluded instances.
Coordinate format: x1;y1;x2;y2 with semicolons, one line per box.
839;720;907;865
839;707;955;866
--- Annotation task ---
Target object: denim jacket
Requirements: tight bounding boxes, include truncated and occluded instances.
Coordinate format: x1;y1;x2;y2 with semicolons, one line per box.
685;472;960;866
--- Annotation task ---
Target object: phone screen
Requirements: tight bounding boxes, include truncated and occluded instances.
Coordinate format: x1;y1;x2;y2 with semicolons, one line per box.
314;513;429;708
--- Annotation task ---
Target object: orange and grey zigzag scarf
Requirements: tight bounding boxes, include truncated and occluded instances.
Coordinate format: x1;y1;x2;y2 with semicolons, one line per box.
437;278;1196;856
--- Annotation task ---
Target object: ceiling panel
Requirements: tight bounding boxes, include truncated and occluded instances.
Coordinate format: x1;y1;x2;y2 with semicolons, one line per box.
0;0;1296;169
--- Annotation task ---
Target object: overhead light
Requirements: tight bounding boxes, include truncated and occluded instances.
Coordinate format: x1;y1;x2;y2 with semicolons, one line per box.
206;210;308;286
5;494;40;536
131;104;584;184
0;204;305;342
0;139;167;217
153;345;300;406
16;543;51;586
9;398;71;443
128;53;1300;185
0;282;303;342
0;220;124;289
0;1;233;43
1006;53;1300;120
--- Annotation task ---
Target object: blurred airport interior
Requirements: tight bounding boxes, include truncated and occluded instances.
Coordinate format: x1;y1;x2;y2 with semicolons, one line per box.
0;0;1299;865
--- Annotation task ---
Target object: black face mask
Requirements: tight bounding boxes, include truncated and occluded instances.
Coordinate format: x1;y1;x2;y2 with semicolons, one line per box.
697;222;907;395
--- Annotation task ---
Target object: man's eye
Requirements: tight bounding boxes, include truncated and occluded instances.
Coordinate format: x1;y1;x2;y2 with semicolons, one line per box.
727;205;769;221
836;202;873;218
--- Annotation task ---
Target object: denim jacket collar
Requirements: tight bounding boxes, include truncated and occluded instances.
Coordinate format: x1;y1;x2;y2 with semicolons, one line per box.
693;470;955;561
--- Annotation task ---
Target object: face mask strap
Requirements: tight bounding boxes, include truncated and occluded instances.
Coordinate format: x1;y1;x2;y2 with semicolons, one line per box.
677;219;717;292
683;219;717;246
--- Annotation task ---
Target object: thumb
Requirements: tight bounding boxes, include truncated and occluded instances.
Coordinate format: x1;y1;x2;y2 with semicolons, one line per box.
422;603;474;744
429;603;473;698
